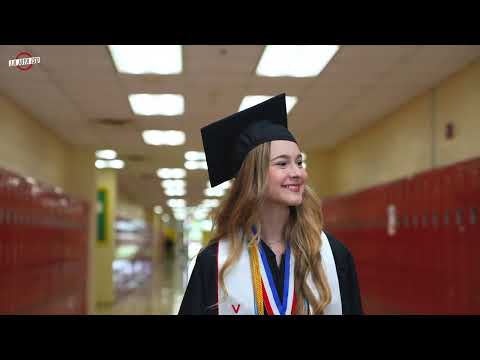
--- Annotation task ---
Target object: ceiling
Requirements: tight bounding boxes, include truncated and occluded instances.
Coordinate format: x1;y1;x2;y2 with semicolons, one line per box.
1;45;479;216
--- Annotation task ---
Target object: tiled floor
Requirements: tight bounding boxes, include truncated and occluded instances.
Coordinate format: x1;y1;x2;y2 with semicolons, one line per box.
96;253;191;315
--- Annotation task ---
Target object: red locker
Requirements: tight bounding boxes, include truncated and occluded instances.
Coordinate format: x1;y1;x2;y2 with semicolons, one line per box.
470;160;480;314
453;165;469;313
300;157;480;314
440;167;455;313
418;173;433;314
9;174;21;273
0;274;14;314
463;160;480;314
428;168;445;314
389;180;409;312
0;167;91;314
0;171;7;272
17;179;34;268
381;184;395;310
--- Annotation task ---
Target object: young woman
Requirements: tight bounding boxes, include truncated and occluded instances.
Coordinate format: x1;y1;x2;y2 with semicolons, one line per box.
178;94;363;315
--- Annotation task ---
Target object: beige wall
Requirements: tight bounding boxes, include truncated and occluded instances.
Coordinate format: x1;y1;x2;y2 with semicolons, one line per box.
0;95;70;188
308;57;480;197
331;93;432;195
305;148;333;198
435;59;480;167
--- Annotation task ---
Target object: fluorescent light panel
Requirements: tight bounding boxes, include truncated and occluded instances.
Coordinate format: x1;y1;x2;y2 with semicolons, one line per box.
239;95;298;114
161;179;186;189
165;188;186;196
130;94;184;116
157;168;186;179
108;45;182;75
256;45;339;78
202;199;220;208
185;161;208;170
143;130;185;146
185;151;206;161
167;199;186;208
174;213;187;221
96;149;117;160
95;159;125;169
204;188;224;197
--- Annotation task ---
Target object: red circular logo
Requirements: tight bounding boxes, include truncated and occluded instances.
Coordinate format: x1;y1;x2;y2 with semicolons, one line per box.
15;51;33;72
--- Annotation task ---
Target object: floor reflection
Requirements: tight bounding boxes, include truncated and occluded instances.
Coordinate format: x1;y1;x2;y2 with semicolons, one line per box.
96;252;191;315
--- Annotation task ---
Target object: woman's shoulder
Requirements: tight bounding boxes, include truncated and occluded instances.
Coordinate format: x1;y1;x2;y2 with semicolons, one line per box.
323;231;354;261
195;241;219;267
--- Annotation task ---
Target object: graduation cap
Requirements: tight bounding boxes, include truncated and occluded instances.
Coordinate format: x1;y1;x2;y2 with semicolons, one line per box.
201;93;297;187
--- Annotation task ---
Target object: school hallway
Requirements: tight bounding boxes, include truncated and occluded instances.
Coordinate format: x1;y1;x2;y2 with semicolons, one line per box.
1;45;480;315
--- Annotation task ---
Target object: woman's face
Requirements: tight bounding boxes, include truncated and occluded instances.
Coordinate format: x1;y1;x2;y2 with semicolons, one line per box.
265;140;307;207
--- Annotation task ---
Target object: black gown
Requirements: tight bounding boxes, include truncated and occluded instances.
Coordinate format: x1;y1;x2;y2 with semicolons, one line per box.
178;232;363;315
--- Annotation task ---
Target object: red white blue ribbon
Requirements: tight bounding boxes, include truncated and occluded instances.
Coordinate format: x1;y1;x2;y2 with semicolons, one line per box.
257;242;295;315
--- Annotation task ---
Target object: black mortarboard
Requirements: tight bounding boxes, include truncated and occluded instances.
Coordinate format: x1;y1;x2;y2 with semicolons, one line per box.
201;93;297;187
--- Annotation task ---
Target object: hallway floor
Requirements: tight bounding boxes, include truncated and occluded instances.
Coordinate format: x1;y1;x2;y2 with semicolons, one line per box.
95;253;191;315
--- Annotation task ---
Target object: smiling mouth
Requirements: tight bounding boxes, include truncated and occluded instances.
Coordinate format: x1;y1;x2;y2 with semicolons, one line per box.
282;184;301;192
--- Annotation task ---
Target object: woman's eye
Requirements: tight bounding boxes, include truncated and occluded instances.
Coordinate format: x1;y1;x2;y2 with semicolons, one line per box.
297;160;303;166
276;162;287;167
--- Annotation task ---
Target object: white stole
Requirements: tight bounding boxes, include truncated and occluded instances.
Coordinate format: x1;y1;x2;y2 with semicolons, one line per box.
217;231;343;315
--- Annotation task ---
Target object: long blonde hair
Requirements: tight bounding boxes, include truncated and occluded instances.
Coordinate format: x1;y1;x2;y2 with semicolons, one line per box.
209;142;332;314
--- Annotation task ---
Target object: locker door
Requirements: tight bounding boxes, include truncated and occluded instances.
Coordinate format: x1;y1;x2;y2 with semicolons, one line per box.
441;167;456;313
10;174;23;280
396;180;411;313
17;181;34;268
453;165;469;314
429;168;444;314
464;160;480;314
0;172;7;272
419;173;433;314
0;171;13;313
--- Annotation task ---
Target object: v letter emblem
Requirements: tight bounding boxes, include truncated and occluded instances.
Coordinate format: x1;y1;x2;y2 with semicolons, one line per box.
231;304;240;314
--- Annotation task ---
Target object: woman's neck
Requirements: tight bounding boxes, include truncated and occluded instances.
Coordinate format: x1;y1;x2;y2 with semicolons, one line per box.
259;201;289;262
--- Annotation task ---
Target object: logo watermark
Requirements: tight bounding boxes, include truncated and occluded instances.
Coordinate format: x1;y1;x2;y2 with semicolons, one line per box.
9;51;41;71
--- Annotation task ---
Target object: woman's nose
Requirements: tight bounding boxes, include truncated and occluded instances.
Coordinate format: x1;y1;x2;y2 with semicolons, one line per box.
289;163;302;178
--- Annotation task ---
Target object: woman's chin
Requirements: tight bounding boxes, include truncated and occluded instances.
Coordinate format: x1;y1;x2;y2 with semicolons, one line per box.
280;195;303;207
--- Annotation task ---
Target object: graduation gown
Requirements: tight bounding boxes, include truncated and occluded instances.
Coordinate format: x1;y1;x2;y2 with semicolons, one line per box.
178;232;363;315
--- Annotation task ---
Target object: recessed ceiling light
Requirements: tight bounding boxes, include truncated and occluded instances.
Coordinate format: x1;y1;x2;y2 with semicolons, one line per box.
143;130;185;146
239;95;298;114
161;179;186;189
129;94;184;116
165;188;186;197
204;188;225;197
108;45;182;75
202;199;220;208
185;161;208;170
256;45;339;77
96;149;117;160
95;159;125;169
157;168;186;179
185;151;206;161
167;198;186;208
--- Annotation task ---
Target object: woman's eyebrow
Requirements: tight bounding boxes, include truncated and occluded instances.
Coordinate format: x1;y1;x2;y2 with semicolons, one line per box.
271;154;302;161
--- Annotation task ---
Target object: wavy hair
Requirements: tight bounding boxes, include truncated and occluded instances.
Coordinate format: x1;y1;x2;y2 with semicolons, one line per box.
208;142;332;314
